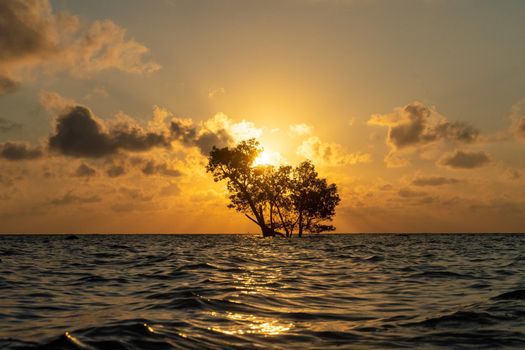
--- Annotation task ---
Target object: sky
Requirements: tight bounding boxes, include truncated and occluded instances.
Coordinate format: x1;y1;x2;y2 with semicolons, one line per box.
1;0;524;233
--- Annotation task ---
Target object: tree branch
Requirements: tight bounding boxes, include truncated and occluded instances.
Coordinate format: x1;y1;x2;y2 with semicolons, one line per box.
244;214;259;225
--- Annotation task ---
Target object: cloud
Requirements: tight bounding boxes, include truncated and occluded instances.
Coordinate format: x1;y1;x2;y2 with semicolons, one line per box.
510;102;525;140
141;160;181;177
106;165;126;178
504;168;521;180
39;90;76;113
369;102;479;166
514;118;525;139
48;105;171;158
171;117;232;155
369;102;479;150
0;142;43;161
297;136;371;166
83;86;108;100
438;150;491;169
0;75;19;96
397;188;436;205
74;163;96;177
170;113;260;155
208;87;225;98
379;184;393;191
0;174;14;187
118;187;153;201
0;118;22;132
49;191;101;206
412;176;461;186
159;183;181;197
227;118;263;141
64;20;160;76
48;106;114;157
194;129;233;155
289;123;312;136
398;188;427;198
0;0;159;93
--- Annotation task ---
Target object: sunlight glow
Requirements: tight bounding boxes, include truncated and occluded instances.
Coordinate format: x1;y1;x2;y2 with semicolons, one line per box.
144;323;155;333
209;312;293;336
252;149;283;167
64;332;87;348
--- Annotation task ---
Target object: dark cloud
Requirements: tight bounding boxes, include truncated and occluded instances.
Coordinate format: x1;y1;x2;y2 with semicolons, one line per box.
106;165;126;178
412;176;461;186
195;129;234;155
370;102;479;150
170;119;233;155
118;187;153;201
0;142;43;161
49;191;101;206
48;106;115;157
169;120;197;144
389;104;479;149
0;0;57;64
141;160;181;177
75;163;96;177
0;76;20;95
0;0;159;91
398;188;427;198
436;121;479;143
48;106;170;158
388;104;433;149
438;150;491;169
418;196;436;204
112;125;171;153
0;118;22;132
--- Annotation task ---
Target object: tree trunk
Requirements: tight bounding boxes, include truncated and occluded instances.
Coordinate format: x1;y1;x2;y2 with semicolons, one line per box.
298;211;303;237
276;205;290;237
270;204;274;231
260;225;285;237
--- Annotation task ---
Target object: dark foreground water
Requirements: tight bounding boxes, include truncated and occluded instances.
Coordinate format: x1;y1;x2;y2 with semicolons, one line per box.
1;234;525;350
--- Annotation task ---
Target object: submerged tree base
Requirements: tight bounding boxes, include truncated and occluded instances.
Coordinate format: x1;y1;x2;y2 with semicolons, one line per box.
262;228;285;238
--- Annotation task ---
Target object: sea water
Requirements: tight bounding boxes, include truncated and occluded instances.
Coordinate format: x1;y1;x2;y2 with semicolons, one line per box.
1;234;524;349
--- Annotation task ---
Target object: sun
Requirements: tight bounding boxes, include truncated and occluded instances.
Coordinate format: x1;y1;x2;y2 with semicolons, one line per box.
253;149;282;167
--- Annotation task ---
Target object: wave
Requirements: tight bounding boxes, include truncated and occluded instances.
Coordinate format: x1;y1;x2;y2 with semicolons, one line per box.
409;270;471;279
492;289;525;300
2;234;525;349
409;310;502;328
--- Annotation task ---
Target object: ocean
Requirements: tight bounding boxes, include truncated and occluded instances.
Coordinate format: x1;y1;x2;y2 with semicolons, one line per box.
1;234;524;349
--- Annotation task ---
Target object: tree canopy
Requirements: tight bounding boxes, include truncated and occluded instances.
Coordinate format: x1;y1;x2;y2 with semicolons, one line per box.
206;139;340;237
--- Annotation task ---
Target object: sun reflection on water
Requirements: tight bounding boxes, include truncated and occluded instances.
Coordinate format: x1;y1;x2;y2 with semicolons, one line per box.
231;267;283;295
143;323;155;333
209;265;293;336
209;312;293;336
64;331;91;349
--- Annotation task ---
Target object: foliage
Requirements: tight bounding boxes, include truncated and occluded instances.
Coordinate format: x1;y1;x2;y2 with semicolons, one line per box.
206;139;340;237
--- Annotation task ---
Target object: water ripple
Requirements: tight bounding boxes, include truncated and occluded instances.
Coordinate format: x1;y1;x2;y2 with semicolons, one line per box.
0;234;524;349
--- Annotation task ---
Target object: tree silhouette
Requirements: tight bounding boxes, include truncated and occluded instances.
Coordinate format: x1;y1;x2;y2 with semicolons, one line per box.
206;139;340;237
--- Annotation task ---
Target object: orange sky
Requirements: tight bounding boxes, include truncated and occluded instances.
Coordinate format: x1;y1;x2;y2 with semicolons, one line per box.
0;0;524;233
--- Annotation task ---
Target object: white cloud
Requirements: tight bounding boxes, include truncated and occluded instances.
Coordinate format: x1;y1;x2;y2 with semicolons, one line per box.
297;136;370;166
289;123;312;136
